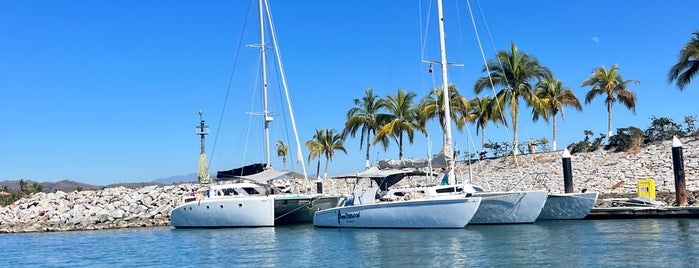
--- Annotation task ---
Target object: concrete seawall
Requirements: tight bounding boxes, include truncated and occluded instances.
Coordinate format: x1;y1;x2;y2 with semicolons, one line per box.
1;137;697;233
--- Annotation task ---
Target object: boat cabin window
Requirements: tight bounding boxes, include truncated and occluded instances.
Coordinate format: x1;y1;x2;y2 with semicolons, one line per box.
241;187;261;195
472;186;485;192
435;187;462;194
222;188;236;196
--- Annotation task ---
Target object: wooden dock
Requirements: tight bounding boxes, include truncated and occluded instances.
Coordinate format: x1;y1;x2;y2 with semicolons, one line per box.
585;206;699;219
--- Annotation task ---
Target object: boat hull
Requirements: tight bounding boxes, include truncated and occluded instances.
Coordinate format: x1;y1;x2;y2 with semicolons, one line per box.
537;192;599;220
313;196;481;229
468;190;548;224
274;194;346;224
170;196;275;228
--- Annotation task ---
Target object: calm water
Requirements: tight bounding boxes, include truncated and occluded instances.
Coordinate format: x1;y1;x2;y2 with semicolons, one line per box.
2;219;698;267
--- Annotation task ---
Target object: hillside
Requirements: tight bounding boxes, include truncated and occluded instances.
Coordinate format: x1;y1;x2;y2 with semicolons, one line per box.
0;173;197;193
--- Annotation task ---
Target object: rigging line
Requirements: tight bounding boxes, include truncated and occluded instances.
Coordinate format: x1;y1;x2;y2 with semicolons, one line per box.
467;0;509;144
210;0;254;171
240;58;263;168
418;0;433;64
267;42;296;172
264;0;308;179
424;1;439;95
472;0;529;175
466;0;525;186
473;0;531;156
383;0;407;95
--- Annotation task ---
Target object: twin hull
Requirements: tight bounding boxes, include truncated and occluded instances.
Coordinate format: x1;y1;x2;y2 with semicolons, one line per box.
313;197;482;229
274;195;346;224
537;192;600;220
468;191;548;224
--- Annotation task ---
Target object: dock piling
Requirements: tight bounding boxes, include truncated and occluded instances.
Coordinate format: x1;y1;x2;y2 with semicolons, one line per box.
672;136;688;207
562;149;573;193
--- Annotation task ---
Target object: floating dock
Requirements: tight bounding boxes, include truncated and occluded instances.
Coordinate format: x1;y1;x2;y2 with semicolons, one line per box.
585;206;699;219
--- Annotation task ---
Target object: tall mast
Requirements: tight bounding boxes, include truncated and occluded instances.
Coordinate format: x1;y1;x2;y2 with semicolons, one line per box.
436;0;455;184
258;0;272;169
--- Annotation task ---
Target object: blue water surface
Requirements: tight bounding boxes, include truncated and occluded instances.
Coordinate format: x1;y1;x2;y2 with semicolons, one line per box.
2;218;698;267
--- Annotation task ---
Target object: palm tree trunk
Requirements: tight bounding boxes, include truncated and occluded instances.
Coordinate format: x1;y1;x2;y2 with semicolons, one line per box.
316;159;321;179
365;131;371;170
441;116;448;155
399;132;404;160
512;106;519;156
552;115;558;151
481;127;486;155
607;101;613;140
324;156;330;178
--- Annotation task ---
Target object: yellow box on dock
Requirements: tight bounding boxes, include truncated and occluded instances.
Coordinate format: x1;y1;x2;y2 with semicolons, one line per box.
637;179;656;199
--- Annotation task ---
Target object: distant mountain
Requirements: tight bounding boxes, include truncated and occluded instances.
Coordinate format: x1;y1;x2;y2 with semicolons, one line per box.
0;173;198;193
152;173;198;185
0;179;100;193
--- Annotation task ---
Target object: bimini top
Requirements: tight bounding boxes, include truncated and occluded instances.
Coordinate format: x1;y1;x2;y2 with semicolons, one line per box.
217;163;293;184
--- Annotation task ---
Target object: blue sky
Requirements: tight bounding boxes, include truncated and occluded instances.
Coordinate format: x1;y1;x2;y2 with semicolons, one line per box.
1;0;698;185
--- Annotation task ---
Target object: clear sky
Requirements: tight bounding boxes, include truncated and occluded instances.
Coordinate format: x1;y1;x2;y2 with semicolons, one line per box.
1;0;698;185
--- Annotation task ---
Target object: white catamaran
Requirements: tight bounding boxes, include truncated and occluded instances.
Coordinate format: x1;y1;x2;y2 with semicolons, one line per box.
170;0;344;228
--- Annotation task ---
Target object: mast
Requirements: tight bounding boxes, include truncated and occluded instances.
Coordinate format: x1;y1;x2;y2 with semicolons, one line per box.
436;0;455;184
258;0;272;169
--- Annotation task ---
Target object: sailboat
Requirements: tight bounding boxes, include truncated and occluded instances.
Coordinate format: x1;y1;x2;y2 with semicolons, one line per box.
357;0;547;225
312;0;482;229
170;112;275;228
170;0;345;228
433;0;548;224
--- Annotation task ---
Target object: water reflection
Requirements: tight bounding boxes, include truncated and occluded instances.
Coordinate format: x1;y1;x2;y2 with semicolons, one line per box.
4;219;699;267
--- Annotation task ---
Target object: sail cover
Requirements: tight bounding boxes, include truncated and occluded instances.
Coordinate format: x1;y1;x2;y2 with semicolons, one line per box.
377;151;447;169
197;153;211;184
217;163;266;178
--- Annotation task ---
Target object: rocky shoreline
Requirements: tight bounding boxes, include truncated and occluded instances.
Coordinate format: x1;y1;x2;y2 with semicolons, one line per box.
1;137;697;233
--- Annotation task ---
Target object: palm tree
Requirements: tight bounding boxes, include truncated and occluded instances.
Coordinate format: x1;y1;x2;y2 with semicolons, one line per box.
418;84;470;150
275;140;288;170
474;42;549;155
581;64;638;139
306;128;347;178
18;179;27;194
344;88;386;170
466;95;506;155
668;30;699;90
30;182;43;194
306;129;325;178
534;72;583;151
374;89;419;160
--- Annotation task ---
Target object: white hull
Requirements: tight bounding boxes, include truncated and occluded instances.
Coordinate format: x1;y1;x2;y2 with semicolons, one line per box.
468;190;548;224
274;194;346;224
170;196;275;228
537;192;599;220
313;196;481;229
